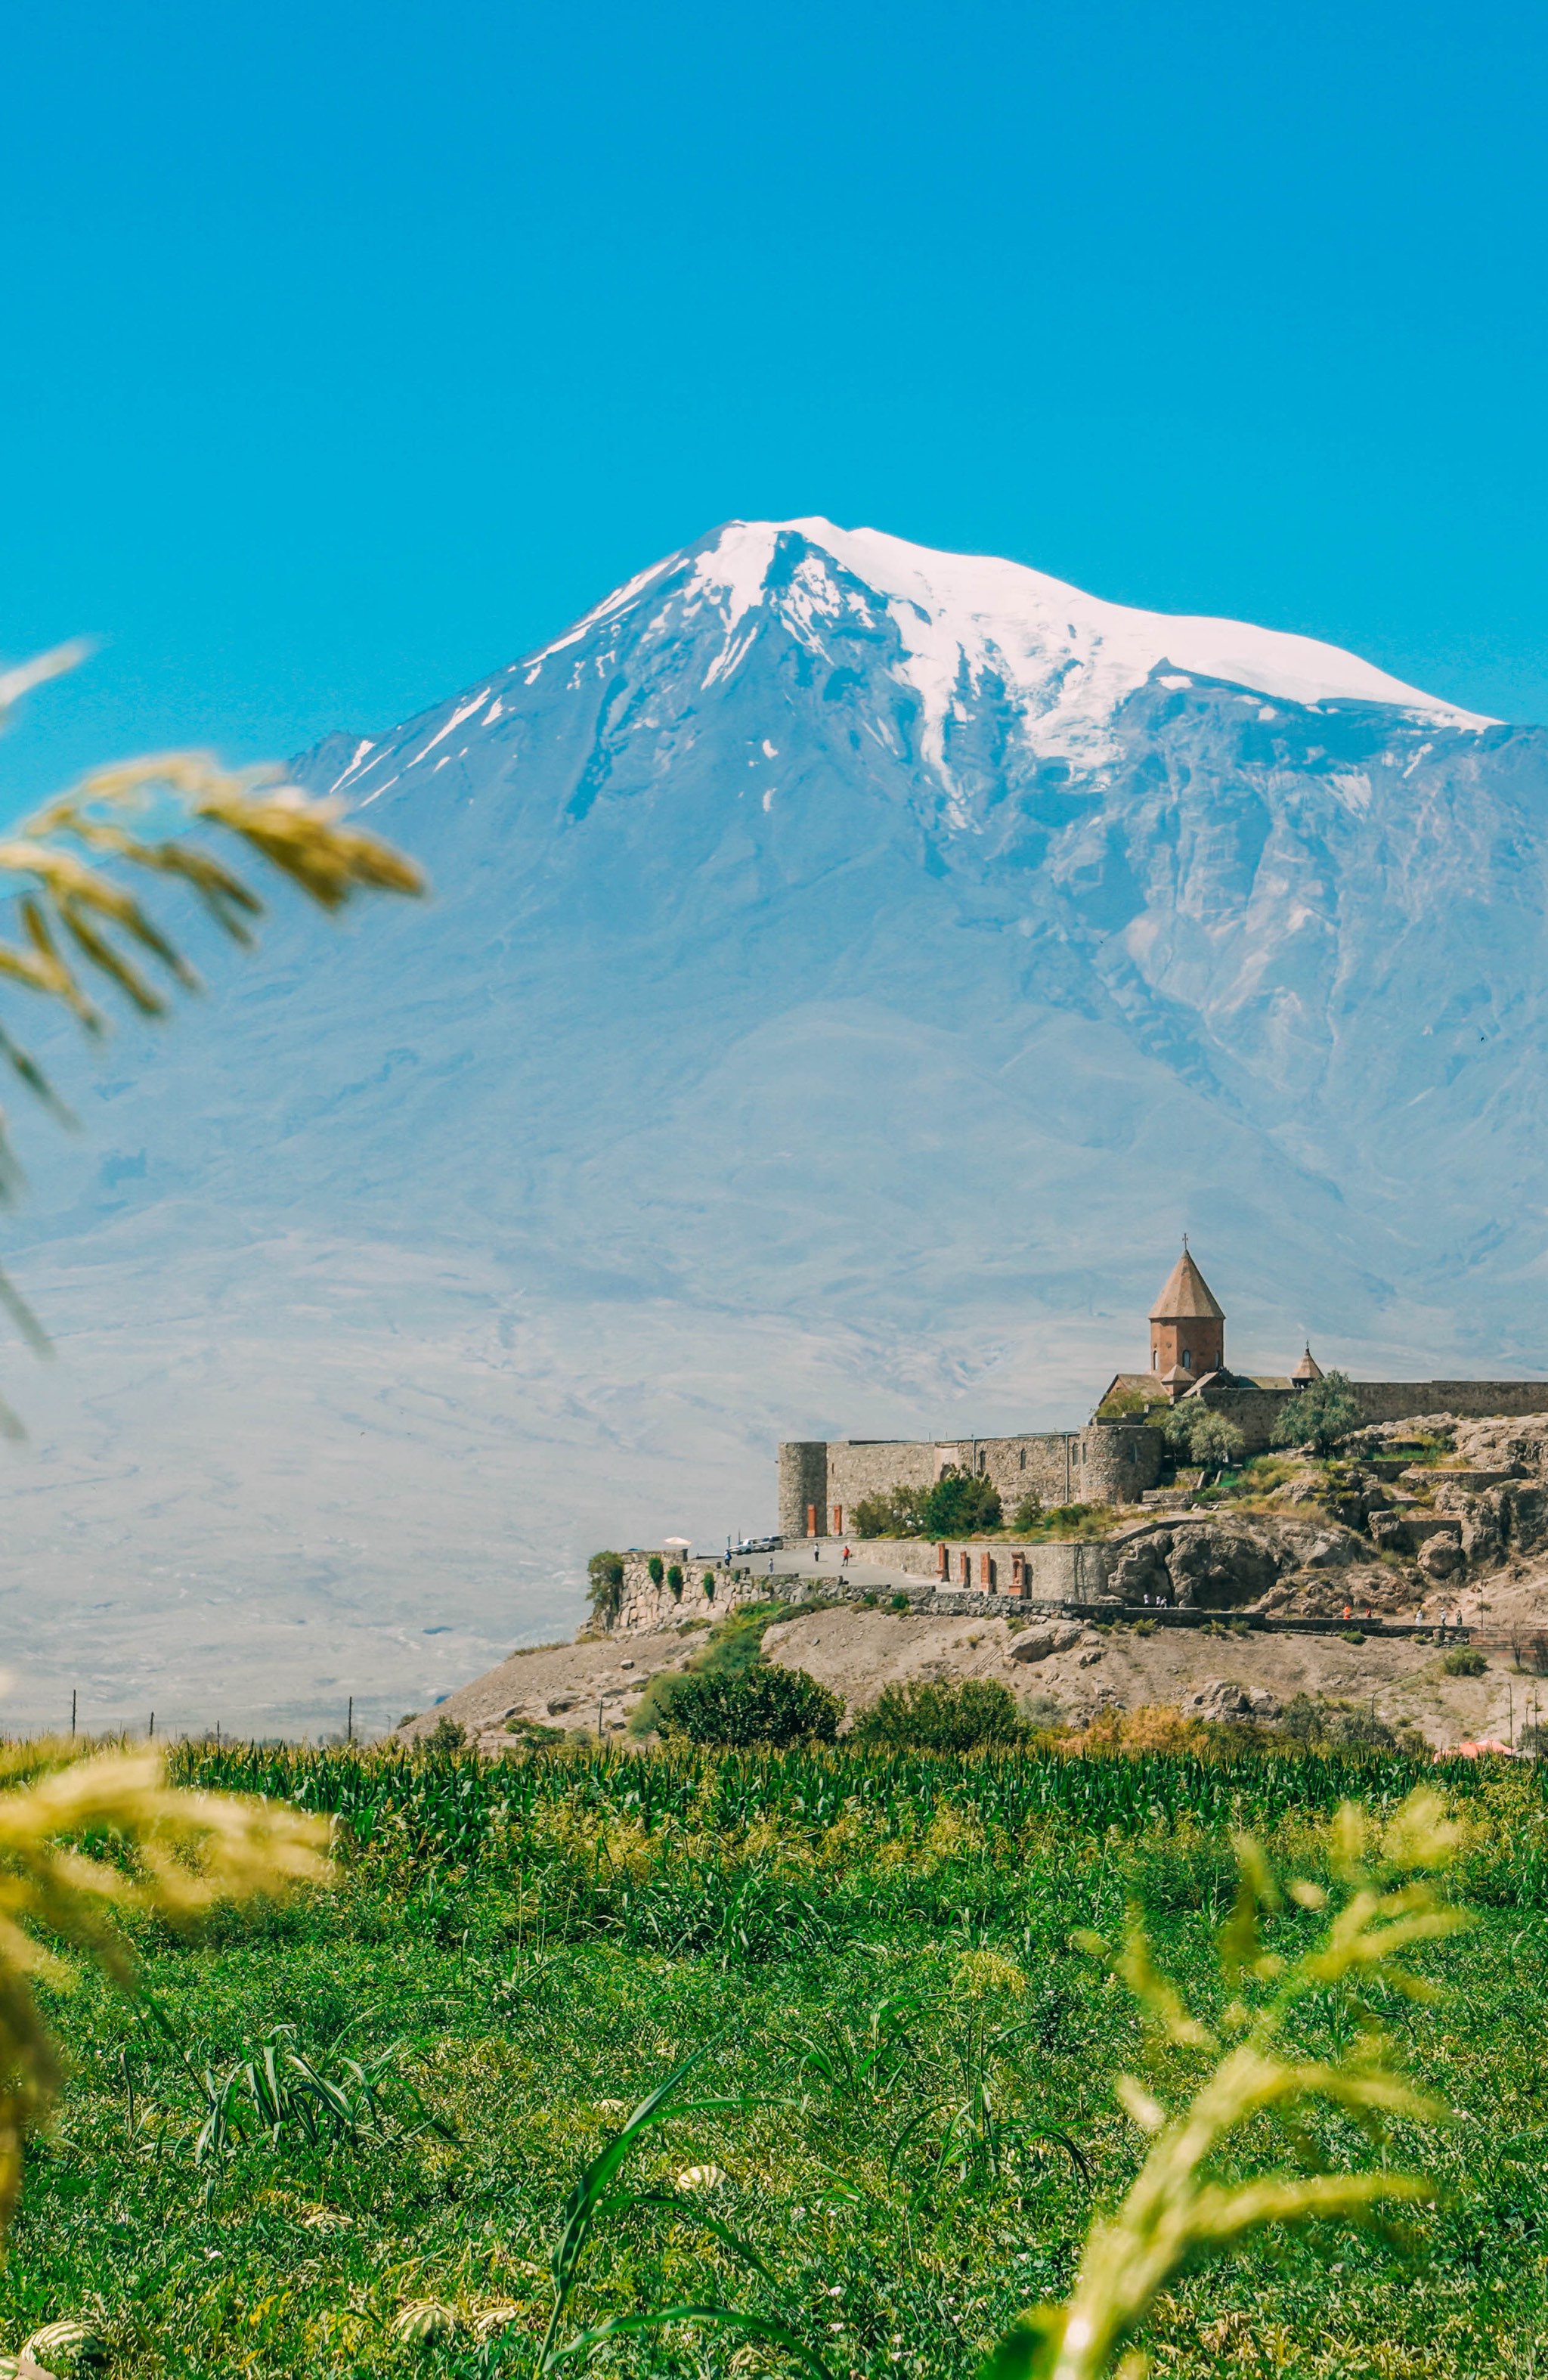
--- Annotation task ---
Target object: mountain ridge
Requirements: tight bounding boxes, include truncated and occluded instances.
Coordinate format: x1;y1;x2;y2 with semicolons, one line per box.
0;517;1540;1734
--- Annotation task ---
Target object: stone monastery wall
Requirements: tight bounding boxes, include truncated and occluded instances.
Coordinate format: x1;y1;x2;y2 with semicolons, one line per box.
779;1427;1163;1539
782;1385;1548;1534
1194;1380;1548;1452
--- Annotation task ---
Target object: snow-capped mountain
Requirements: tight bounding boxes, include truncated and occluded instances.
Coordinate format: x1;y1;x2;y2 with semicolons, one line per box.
1;519;1540;1733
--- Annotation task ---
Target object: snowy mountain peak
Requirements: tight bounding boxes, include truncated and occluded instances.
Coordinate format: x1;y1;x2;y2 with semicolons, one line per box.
523;516;1491;775
3;508;1540;1733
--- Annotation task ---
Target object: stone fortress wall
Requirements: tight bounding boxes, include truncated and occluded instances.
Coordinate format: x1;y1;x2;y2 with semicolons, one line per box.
778;1426;1163;1540
1193;1381;1548;1452
783;1385;1548;1539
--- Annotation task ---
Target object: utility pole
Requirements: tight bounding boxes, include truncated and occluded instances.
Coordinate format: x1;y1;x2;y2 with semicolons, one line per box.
148;1712;155;1741
70;1690;76;1740
346;1697;354;1745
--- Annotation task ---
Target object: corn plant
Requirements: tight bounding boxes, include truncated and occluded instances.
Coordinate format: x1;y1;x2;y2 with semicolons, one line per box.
981;1787;1466;2380
533;2040;830;2380
184;2024;454;2165
787;1991;922;2104
887;2007;1088;2205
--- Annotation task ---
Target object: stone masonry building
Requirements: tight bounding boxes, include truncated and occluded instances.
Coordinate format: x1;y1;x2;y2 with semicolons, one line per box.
778;1244;1548;1537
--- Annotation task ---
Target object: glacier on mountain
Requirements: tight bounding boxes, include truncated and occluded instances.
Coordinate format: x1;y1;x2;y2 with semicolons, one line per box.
0;517;1540;1734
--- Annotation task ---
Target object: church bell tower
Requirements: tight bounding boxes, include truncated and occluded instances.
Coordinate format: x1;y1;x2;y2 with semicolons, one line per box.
1149;1241;1225;1386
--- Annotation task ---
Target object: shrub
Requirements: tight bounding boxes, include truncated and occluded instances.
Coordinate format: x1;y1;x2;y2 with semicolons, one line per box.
1272;1368;1361;1455
1010;1491;1043;1532
587;1551;627;1624
700;1571;714;1594
889;1592;911;1614
1030;1501;1116;1540
666;1563;684;1594
424;1717;466;1752
1280;1693;1413;1752
856;1678;1029;1752
1020;1693;1065;1731
1443;1646;1487;1677
647;1554;664;1586
503;1715;564;1748
661;1665;842;1748
853;1485;930;1538
918;1466;1002;1537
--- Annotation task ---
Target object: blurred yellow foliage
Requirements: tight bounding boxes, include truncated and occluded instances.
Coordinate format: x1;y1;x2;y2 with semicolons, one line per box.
0;1740;327;2236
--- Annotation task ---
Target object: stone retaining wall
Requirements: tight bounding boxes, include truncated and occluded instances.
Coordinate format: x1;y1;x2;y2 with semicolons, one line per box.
602;1568;1464;1642
605;1539;1117;1633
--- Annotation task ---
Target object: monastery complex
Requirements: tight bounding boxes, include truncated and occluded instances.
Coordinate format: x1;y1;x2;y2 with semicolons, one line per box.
777;1245;1548;1540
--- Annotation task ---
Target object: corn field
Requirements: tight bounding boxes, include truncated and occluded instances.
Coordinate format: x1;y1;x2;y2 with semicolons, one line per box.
0;1736;1534;2380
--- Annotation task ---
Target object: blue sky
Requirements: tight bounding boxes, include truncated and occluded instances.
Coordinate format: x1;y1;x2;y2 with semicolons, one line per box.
2;0;1543;804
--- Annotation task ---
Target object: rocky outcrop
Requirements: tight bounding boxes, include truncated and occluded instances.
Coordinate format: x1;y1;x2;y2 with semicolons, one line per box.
1167;1526;1280;1607
1107;1514;1367;1611
1184;1677;1283;1723
1269;1560;1412;1617
1008;1622;1083;1665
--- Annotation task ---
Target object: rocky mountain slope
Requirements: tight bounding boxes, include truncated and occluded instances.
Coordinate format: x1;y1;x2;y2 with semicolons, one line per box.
2;520;1545;1734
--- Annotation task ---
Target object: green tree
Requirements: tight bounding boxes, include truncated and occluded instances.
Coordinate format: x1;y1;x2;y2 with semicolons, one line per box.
1161;1400;1245;1480
853;1484;929;1537
1187;1408;1246;1480
918;1465;1002;1537
856;1678;1029;1752
1271;1368;1361;1455
661;1665;842;1747
587;1551;627;1624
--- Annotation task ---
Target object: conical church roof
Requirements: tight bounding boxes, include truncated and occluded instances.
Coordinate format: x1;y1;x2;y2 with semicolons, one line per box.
1149;1244;1225;1323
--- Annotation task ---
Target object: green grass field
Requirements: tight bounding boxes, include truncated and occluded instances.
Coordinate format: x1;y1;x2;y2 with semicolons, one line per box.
5;1737;1545;2380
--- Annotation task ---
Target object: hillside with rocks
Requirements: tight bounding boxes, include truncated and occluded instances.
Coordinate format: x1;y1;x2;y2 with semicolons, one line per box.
398;1411;1548;1755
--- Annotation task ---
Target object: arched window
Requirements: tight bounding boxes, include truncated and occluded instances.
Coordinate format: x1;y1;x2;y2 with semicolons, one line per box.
1182;1348;1192;1369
